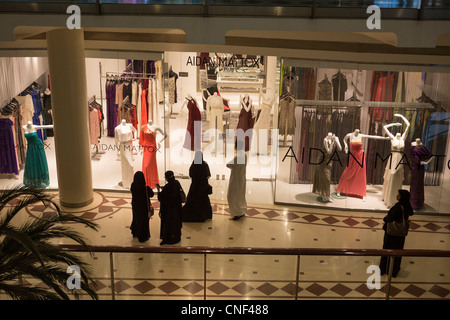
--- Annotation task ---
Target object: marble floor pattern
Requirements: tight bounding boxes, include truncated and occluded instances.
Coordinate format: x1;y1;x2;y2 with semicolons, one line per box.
2;190;450;300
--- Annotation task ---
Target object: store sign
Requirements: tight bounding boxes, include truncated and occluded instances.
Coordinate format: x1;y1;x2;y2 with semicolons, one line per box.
186;56;260;69
282;146;447;171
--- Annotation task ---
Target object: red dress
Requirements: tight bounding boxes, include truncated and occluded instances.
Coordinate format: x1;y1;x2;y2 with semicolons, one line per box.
139;125;159;188
183;99;202;151
336;142;366;197
235;103;253;151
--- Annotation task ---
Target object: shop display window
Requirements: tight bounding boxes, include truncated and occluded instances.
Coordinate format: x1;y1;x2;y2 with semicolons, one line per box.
274;64;450;215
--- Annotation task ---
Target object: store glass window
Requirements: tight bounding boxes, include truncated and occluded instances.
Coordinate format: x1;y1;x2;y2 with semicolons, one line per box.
275;63;450;215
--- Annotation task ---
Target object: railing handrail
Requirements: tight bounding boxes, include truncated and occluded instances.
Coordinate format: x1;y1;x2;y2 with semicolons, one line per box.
59;244;450;257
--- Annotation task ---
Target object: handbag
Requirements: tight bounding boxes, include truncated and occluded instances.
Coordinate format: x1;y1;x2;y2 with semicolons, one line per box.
146;187;154;217
207;184;213;195
387;205;409;237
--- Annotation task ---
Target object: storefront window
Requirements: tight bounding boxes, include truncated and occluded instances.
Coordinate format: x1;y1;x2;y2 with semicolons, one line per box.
275;62;450;215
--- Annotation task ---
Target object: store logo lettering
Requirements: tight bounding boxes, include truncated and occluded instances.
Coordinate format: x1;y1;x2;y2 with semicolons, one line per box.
186;56;260;69
366;5;381;30
66;5;81;30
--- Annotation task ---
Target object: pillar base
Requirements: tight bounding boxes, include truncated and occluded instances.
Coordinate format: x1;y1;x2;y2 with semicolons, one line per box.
60;197;93;209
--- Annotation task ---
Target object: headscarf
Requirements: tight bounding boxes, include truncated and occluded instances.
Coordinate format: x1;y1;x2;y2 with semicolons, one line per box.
398;189;414;217
131;171;147;203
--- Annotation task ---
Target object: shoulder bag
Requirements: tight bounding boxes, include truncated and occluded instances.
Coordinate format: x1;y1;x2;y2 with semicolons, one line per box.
146;187;154;217
387;205;409;237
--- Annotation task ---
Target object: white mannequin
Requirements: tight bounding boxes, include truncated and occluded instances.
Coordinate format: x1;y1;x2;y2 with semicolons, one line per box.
342;129;388;154
411;138;435;165
383;113;410;143
23;120;53;133
241;94;252;112
181;93;199;112
114;119;137;188
146;119;167;150
44;88;51;95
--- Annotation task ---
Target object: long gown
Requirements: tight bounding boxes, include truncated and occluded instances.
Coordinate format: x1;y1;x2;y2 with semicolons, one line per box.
313;139;337;200
382;139;405;208
409;145;433;210
336;142;366;197
235;101;253;151
0;119;19;175
251;102;272;154
227;153;247;217
181;160;213;222
23;131;49;188
115;124;135;189
139;125;159;188
183;99;202;151
158;180;183;244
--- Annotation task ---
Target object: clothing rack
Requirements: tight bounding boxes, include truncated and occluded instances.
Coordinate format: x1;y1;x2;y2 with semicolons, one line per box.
104;71;156;80
295;99;434;109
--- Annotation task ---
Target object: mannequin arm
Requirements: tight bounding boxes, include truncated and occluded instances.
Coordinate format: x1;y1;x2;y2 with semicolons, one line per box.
334;136;343;151
343;134;350;153
394;114;411;140
382;123;400;140
420;156;435;165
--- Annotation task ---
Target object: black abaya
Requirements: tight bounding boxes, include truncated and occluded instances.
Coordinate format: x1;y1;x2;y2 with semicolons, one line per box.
158;179;183;244
130;176;154;243
182;160;213;222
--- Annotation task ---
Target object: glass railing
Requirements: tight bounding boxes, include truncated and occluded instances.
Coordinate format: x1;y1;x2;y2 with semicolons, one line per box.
42;245;450;300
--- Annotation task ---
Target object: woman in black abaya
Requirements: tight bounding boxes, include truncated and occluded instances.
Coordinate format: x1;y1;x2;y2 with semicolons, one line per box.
379;189;414;278
182;151;213;222
157;171;184;245
130;171;154;242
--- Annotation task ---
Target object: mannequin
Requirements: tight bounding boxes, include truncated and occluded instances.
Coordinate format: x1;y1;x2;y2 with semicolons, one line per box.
206;92;224;154
182;94;202;151
115;119;137;188
235;94;253;151
336;129;387;200
313;132;342;202
139;119;167;188
22;121;53;188
381;113;410;208
410;138;434;210
251;89;273;155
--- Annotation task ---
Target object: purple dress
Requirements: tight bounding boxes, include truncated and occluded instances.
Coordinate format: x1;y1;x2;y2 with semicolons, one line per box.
410;145;433;210
0;118;19;175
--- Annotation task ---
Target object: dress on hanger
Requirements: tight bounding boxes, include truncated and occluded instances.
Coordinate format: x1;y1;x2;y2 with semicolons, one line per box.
336;142;366;197
23;131;49;188
313;138;337;200
183;99;202;151
235;97;253;151
89;108;100;146
206;94;224;133
0;118;19;175
139;124;159;188
382;138;405;207
279;97;295;136
251;102;272;154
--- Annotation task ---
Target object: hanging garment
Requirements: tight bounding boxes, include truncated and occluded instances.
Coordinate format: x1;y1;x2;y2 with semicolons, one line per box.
318;78;332;100
139;125;159;188
42;93;53;136
409;145;433;210
382;139;405;208
115;123;135;189
0;118;19;175
23;131;49;188
251;102;272;154
332;72;347;101
235;98;254;151
313;138;337;200
168;73;178;105
15;94;34;128
141;88;148;125
279;97;295;136
336;142;366;197
183;99;202;151
89;108;100;146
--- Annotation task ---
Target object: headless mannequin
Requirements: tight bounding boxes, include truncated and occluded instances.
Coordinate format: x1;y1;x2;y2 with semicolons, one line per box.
319;132;342;202
411;138;434;165
115;119;137;158
144;119;167;151
338;129;388;200
23;120;53;134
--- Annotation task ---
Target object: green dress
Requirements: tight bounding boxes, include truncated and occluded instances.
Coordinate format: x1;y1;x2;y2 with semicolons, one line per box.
24;132;49;188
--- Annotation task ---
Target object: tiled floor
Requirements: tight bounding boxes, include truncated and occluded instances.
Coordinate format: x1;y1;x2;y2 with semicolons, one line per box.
2;189;450;300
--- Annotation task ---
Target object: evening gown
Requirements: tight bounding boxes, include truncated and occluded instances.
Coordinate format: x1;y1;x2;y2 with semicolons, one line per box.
183;99;202;151
139;125;159;188
235;102;253;151
115;124;135;189
23;131;49;188
336;142;366;197
313;139;337;200
409;145;433;210
382;139;405;208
